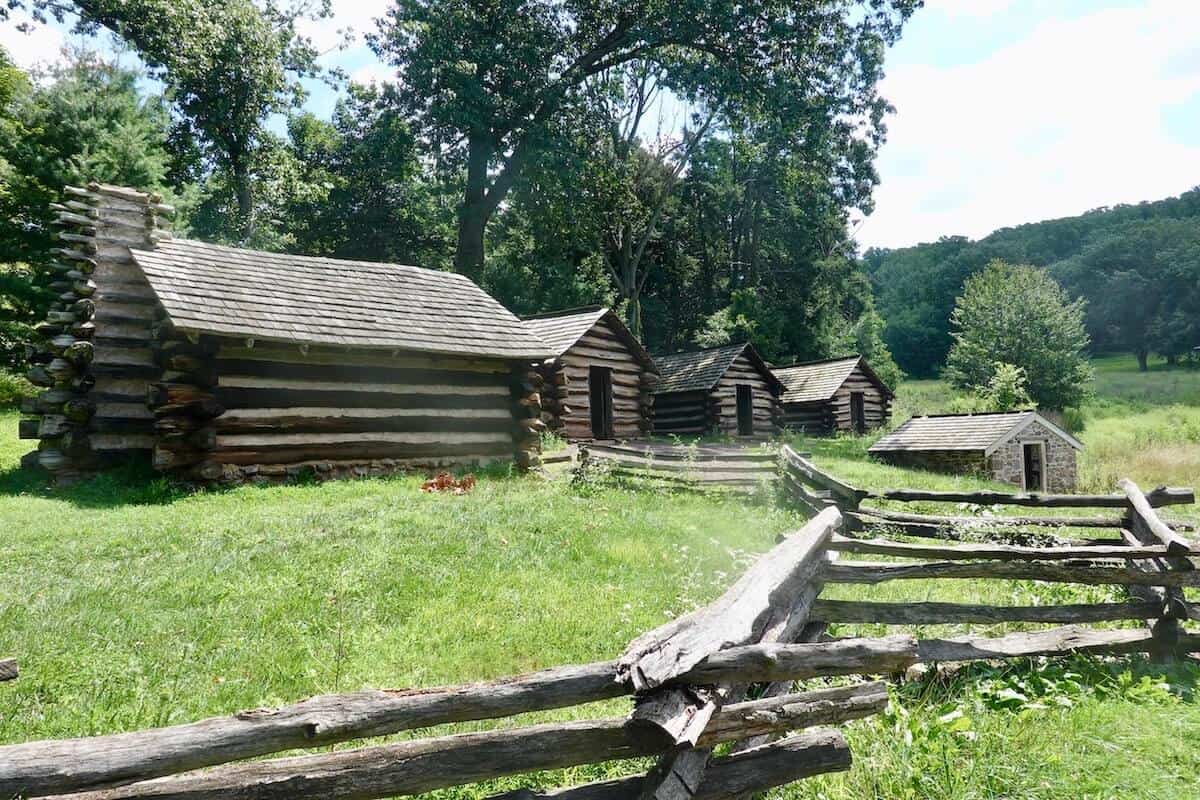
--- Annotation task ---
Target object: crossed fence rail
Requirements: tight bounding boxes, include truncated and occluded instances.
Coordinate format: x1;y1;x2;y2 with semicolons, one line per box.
1;448;1196;800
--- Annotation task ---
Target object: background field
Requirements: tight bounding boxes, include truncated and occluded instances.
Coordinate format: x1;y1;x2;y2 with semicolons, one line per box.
1;355;1198;799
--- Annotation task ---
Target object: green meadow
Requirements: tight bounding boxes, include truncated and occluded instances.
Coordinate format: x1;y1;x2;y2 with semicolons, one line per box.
0;354;1197;799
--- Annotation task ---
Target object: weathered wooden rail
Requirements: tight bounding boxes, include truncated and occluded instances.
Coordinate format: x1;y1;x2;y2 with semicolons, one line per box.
3;452;1197;800
780;445;1199;661
578;441;779;492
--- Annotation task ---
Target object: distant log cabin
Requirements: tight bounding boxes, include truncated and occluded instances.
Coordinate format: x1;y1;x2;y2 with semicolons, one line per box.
651;343;783;438
21;184;553;485
774;355;894;435
522;307;657;441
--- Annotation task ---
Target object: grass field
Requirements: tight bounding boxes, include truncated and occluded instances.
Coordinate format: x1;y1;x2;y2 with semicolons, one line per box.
1;354;1198;799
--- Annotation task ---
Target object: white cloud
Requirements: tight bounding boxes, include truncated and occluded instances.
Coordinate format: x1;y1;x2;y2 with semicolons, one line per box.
296;0;392;54
350;62;394;86
0;11;66;70
922;0;1020;19
860;1;1200;249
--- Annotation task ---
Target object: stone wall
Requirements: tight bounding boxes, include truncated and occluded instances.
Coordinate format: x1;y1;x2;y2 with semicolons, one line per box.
986;419;1078;492
874;449;988;477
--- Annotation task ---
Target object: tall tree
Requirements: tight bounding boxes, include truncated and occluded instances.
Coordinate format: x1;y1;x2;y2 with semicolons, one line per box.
945;260;1092;410
7;0;330;239
373;0;917;280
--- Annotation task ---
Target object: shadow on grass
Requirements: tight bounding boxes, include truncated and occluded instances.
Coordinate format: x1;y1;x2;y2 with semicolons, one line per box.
0;456;527;509
0;458;190;508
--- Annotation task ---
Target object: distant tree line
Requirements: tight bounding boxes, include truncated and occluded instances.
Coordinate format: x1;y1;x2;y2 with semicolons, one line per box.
0;0;918;386
865;189;1200;375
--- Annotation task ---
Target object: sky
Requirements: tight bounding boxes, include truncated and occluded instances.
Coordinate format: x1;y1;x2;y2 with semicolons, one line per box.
3;1;1199;251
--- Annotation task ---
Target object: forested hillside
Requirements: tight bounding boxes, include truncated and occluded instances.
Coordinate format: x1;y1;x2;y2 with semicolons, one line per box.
866;188;1200;376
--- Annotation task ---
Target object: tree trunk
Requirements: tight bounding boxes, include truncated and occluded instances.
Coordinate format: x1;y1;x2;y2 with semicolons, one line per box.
231;151;254;241
455;134;493;281
1136;348;1149;372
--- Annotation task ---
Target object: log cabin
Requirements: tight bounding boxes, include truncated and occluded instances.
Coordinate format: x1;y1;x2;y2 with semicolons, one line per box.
868;410;1083;492
522;306;657;441
774;355;894;435
20;183;553;485
651;342;784;438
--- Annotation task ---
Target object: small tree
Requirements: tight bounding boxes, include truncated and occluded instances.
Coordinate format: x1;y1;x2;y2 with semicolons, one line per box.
945;260;1092;410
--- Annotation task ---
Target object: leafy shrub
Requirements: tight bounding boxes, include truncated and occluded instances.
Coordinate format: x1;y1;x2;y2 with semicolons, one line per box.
0;369;35;407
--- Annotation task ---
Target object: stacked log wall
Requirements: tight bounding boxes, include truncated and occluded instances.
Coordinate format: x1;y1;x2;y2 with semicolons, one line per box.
650;390;710;436
828;364;891;432
19;184;169;483
711;352;782;437
146;340;535;483
781;401;835;435
551;317;654;441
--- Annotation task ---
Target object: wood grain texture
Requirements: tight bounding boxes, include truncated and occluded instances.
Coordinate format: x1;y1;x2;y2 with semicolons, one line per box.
484;729;851;800
617;508;840;691
873;487;1195;509
1119;479;1193;554
823;560;1200;587
828;534;1170;561
811;599;1164;625
915;625;1200;662
46;691;863;800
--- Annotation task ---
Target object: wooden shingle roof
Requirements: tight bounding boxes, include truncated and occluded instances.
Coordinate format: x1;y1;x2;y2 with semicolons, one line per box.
869;411;1083;455
521;306;655;370
130;239;553;360
653;342;782;394
774;355;894;403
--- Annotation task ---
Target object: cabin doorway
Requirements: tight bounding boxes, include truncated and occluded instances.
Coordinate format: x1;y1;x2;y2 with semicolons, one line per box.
1022;442;1045;491
736;385;754;436
850;392;866;433
589;366;614;439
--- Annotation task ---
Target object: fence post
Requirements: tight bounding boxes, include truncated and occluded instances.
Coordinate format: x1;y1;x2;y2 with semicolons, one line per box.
1119;480;1193;661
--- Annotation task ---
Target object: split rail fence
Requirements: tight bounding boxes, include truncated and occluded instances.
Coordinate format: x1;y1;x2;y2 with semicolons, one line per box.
578;441;778;492
2;450;1196;800
781;445;1199;660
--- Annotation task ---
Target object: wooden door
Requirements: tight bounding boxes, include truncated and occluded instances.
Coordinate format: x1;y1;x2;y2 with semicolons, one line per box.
589;366;614;439
850;392;866;433
1022;443;1044;491
736;385;754;436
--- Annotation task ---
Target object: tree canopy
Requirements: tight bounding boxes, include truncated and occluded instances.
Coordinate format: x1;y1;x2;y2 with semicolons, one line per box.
945;260;1092;411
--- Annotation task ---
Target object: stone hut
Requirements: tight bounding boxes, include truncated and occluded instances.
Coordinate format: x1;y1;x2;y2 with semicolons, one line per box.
774;355;893;435
868;410;1082;492
522;306;657;441
651;342;783;438
21;183;553;485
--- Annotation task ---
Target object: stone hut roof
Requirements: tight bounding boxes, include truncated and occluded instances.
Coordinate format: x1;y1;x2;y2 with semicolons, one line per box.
869;411;1083;455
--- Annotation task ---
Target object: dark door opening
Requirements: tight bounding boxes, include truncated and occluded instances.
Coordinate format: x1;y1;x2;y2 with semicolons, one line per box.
850;392;866;433
1022;443;1044;491
589;366;614;439
736;385;754;436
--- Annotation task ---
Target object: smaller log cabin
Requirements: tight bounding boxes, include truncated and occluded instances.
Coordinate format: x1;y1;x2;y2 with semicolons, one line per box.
774;355;894;435
20;183;553;485
651;342;783;438
522;306;657;441
868;410;1083;492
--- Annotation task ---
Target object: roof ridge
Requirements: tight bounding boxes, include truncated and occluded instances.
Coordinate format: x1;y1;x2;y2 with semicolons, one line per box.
776;354;861;369
653;341;748;359
913;410;1033;419
154;237;466;282
521;305;607;320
